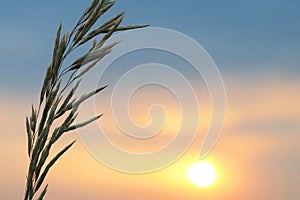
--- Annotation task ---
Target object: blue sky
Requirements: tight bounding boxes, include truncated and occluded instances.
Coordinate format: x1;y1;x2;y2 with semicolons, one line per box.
0;0;299;93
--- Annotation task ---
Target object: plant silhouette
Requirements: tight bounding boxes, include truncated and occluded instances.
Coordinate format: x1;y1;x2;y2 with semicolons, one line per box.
24;1;147;199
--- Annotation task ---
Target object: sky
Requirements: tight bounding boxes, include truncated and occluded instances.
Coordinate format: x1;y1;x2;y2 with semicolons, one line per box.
0;0;299;199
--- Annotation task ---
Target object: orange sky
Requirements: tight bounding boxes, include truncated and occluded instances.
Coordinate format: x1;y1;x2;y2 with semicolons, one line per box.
0;76;299;199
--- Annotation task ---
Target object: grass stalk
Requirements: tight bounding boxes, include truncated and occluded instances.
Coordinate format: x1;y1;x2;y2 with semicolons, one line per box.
24;1;148;199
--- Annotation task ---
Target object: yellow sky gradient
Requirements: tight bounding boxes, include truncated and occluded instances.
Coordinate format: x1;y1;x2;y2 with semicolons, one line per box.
0;76;299;199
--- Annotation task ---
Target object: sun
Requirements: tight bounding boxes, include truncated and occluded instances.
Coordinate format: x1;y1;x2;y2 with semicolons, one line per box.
187;162;217;188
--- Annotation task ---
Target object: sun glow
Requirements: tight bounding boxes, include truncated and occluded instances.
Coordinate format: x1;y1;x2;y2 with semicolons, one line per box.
187;162;217;188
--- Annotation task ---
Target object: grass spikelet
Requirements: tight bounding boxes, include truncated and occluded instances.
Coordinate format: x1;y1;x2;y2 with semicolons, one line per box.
23;0;147;199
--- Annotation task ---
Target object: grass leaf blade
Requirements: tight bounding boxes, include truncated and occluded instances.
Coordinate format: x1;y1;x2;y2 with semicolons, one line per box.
26;117;32;157
72;85;108;108
34;141;76;192
64;114;103;132
37;184;48;200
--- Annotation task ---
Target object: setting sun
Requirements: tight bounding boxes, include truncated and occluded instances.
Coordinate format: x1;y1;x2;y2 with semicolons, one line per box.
187;162;217;188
